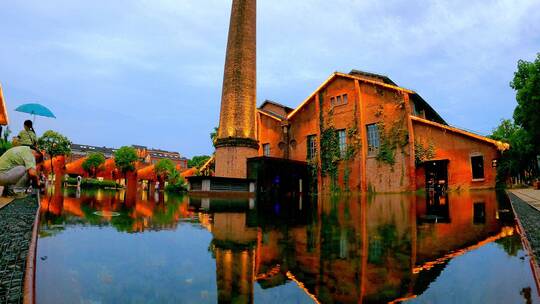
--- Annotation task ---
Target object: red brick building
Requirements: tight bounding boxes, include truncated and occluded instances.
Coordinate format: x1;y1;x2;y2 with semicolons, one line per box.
257;70;508;192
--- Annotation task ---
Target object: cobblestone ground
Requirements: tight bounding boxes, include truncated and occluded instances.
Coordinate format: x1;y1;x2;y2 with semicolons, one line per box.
0;196;38;304
508;192;540;262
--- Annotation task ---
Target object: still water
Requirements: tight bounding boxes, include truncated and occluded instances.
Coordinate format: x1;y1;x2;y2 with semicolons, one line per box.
36;188;539;303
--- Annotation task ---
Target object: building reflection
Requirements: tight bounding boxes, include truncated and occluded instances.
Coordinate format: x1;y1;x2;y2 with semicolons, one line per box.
39;189;516;303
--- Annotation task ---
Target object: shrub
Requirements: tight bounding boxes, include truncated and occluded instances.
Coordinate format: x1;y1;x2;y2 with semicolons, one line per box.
64;177;122;189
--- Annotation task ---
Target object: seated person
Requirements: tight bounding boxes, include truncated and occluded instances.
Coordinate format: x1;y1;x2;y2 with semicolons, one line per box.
17;120;38;147
0;146;43;195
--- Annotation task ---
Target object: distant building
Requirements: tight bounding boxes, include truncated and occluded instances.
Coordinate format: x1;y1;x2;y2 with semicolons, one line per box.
69;144;188;171
144;148;188;170
69;144;115;162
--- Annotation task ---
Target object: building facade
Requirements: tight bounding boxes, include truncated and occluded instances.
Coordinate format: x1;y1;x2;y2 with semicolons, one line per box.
256;70;508;192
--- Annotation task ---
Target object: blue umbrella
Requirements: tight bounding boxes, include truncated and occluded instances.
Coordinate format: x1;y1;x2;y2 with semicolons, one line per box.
15;103;56;120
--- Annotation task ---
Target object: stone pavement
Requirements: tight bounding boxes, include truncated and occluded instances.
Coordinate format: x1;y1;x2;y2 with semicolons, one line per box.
510;189;540;212
0;196;38;304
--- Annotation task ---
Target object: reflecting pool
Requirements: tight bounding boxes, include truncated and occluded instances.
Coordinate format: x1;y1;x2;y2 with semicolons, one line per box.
36;188;540;303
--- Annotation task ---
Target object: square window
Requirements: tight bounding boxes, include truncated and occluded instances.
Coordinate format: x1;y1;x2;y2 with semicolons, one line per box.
471;155;484;179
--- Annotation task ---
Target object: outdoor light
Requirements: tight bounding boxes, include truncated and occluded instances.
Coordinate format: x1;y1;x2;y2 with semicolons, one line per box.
492;159;497;168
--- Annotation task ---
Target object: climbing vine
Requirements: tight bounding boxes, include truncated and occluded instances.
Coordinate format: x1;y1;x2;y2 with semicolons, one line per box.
320;126;340;191
316;90;362;192
342;102;361;191
307;158;319;193
375;93;409;167
376;121;408;166
414;140;435;165
316;91;338;191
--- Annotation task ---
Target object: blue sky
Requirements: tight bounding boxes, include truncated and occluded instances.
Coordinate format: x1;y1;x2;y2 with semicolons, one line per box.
1;1;539;158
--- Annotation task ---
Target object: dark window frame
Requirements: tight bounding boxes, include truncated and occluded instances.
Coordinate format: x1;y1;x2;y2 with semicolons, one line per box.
366;124;380;156
337;129;347;158
330;93;349;107
307;135;317;160
471;154;485;180
263;143;270;157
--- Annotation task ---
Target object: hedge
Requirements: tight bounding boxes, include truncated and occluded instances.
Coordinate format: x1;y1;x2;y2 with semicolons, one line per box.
64;177;122;189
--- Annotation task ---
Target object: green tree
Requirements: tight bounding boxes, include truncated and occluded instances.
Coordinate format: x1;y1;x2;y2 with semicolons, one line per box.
491;119;536;185
164;167;188;193
82;152;106;178
155;158;175;180
0;126;12;156
511;53;540;152
38;130;72;172
210;126;218;145
188;155;211;168
114;146;138;179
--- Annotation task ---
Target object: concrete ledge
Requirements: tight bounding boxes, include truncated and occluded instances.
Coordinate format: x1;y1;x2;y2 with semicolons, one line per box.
187;176;255;194
507;191;540;295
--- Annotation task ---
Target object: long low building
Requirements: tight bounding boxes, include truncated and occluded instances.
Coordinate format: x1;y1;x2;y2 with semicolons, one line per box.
256;69;508;192
69;144;188;170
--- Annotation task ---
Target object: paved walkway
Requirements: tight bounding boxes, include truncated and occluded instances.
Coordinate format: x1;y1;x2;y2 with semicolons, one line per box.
510;189;540;212
0;196;38;304
507;190;540;283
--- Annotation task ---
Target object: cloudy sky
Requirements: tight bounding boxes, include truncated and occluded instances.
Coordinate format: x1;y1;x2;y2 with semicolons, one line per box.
1;0;539;157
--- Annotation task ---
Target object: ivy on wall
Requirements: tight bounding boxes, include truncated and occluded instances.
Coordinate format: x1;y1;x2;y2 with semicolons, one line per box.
414;140;435;165
318;95;340;191
307;158;318;193
375;92;409;167
342;101;361;191
311;90;362;192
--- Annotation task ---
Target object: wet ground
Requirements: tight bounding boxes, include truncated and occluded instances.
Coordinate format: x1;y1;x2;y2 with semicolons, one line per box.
0;196;38;304
508;191;540;264
35;188;540;303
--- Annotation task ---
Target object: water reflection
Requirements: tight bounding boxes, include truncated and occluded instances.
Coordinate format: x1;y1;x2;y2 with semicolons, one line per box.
36;188;539;303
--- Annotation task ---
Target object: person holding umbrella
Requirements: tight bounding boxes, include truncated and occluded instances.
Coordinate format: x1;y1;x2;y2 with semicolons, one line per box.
13;102;55;148
14;120;38;147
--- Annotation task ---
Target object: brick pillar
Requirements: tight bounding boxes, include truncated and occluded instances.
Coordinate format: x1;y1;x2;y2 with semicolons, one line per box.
53;155;66;187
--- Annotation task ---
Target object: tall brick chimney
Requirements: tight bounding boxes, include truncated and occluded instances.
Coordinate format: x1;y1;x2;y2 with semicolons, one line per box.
214;0;258;179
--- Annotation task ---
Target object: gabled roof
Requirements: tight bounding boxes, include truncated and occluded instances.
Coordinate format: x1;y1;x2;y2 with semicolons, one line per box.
257;109;283;121
259;100;294;113
410;93;447;125
411;115;509;151
349;69;398;86
258;99;293;120
287;72;414;120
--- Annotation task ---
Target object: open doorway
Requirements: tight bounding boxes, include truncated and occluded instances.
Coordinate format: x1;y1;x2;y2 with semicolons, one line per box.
425;160;449;194
422;160;450;223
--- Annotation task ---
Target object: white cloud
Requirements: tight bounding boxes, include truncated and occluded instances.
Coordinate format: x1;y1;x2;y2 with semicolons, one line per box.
0;0;539;154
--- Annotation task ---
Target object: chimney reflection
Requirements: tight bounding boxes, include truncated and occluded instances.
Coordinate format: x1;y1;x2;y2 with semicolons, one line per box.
206;198;257;303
